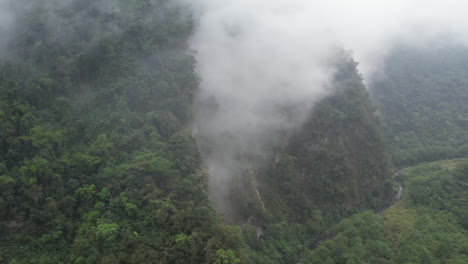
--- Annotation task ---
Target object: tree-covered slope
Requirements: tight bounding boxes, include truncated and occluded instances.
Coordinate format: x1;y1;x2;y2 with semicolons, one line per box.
306;158;468;264
0;1;244;263
279;60;393;213
371;45;468;166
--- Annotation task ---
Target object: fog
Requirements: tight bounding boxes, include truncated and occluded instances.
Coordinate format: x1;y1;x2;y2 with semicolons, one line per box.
0;0;13;57
0;0;128;63
188;0;468;216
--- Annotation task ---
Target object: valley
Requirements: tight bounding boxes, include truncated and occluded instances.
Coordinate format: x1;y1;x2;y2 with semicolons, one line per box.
0;1;467;263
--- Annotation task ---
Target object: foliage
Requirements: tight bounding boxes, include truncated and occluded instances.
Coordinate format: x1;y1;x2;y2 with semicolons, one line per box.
2;0;464;263
371;45;468;166
0;0;242;263
304;159;468;264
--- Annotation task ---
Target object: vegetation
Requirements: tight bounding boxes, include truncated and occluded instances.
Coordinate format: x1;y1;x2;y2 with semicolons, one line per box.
0;1;244;263
306;159;468;264
0;1;396;261
1;1;466;263
371;45;468;166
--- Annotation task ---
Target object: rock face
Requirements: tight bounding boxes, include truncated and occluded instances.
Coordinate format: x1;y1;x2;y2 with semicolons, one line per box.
227;58;394;225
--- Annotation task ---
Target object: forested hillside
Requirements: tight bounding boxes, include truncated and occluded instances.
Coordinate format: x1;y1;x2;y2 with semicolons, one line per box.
0;1;418;264
371;45;468;166
0;1;244;263
306;159;468;264
356;43;468;264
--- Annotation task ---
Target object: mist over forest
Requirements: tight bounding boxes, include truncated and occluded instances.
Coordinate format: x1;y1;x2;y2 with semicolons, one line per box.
0;1;467;263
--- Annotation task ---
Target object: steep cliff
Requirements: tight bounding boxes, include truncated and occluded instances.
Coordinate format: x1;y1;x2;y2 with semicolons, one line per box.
209;58;393;241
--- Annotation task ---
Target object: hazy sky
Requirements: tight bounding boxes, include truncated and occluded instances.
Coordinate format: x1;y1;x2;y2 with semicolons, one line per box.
190;0;468;79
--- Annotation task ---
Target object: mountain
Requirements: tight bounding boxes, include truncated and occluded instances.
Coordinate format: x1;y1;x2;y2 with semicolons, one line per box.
228;56;394;264
0;1;394;263
370;44;468;166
